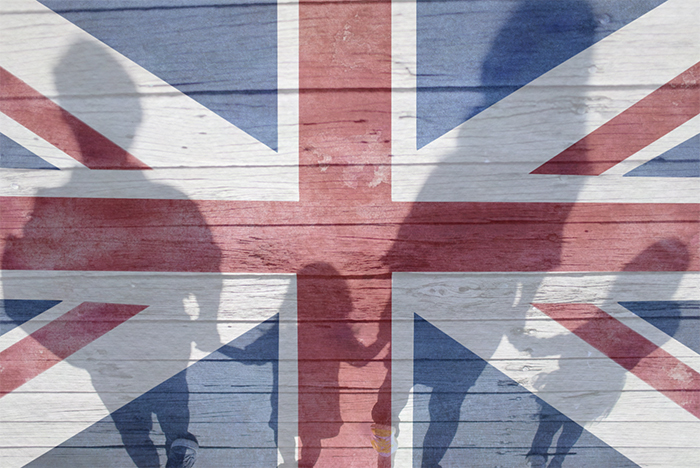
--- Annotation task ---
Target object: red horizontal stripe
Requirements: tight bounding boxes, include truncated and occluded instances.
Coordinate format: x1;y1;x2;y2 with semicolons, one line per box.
534;303;700;419
1;198;696;274
0;302;147;396
532;62;700;175
0;67;150;170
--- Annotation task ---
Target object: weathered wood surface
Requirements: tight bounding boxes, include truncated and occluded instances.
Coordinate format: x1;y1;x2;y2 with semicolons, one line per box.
1;0;699;467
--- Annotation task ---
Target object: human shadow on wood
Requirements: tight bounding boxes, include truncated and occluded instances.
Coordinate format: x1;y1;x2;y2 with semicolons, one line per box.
385;1;598;466
524;239;690;468
295;262;391;467
2;39;222;468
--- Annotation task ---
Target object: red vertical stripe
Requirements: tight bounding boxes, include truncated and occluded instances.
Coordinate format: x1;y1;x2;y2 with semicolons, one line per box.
297;270;391;467
299;0;392;205
298;0;393;465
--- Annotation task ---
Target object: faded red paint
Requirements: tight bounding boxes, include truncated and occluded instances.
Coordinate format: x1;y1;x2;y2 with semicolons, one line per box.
2;198;697;274
298;1;392;465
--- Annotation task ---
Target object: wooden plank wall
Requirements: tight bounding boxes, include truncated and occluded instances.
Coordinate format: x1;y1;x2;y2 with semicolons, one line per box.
1;1;698;467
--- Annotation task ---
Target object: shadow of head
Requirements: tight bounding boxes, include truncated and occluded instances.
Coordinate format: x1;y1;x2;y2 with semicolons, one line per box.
297;262;353;320
53;39;142;168
623;238;690;273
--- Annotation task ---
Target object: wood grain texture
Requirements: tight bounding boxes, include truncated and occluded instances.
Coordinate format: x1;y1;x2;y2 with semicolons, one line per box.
1;0;699;467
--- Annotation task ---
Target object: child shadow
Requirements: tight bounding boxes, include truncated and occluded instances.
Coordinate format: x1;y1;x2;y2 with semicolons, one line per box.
525;238;689;468
295;262;390;467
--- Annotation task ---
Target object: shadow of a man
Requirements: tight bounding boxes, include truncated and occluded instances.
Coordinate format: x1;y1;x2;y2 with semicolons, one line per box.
2;40;222;468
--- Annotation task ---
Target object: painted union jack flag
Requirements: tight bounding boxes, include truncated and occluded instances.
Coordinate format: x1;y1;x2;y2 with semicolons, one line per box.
1;0;698;467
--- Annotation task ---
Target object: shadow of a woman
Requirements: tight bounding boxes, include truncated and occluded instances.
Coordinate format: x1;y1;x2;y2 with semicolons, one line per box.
2;39;222;468
385;1;597;466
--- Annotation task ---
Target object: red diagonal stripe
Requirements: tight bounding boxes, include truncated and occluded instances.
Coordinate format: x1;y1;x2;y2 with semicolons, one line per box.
0;302;147;396
0;67;150;170
534;303;700;419
532;62;700;175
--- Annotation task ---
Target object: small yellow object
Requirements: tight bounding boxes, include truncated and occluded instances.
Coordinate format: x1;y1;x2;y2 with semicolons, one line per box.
370;424;397;456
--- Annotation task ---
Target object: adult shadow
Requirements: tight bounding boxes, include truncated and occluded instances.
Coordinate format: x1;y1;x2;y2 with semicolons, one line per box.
386;1;597;466
2;39;222;468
